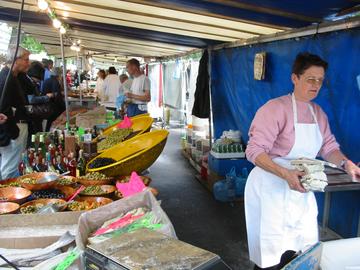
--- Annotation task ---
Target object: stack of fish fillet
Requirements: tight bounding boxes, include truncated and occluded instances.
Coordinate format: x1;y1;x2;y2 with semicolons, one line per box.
291;158;328;192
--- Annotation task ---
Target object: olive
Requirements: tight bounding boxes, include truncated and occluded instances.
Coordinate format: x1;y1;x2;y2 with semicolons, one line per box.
88;157;116;169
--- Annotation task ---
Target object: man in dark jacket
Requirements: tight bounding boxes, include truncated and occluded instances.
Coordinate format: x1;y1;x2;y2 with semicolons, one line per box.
18;61;54;136
0;46;30;180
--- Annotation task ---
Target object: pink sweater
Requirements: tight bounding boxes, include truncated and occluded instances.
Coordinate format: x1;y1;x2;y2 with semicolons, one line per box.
246;94;340;164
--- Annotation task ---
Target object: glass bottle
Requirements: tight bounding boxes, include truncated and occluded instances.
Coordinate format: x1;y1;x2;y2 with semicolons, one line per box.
67;152;77;177
55;155;67;174
76;149;86;177
33;156;46;172
53;130;59;147
30;134;37;152
18;153;26;175
24;153;34;174
45;152;57;173
39;134;47;158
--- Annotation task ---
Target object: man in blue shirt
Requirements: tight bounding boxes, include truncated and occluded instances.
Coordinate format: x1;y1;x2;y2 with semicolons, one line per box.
41;58;53;93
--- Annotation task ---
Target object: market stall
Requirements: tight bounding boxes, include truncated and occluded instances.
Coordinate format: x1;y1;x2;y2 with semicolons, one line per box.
1;0;360;269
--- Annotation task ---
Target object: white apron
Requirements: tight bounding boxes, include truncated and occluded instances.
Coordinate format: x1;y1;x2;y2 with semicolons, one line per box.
244;94;323;268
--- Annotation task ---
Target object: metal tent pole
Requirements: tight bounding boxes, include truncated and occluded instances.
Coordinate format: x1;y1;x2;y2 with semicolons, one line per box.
76;51;83;106
60;32;70;127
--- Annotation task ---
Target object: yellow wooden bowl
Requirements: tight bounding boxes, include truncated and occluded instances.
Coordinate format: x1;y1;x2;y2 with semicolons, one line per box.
87;129;169;177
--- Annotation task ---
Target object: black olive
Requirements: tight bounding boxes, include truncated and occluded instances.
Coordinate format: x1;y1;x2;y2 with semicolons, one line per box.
88;157;116;169
32;189;65;199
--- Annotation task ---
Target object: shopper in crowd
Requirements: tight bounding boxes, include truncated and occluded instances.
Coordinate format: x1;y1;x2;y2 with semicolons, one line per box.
43;67;65;131
41;58;53;92
117;74;132;118
0;113;7;124
0;46;30;180
66;69;72;88
244;52;360;270
102;66;121;110
73;70;80;88
18;61;54;137
94;69;106;101
119;73;128;86
119;73;132;94
125;58;151;117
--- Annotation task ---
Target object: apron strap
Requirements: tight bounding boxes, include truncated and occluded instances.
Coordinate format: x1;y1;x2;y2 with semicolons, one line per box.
291;93;318;124
291;93;298;124
307;104;318;124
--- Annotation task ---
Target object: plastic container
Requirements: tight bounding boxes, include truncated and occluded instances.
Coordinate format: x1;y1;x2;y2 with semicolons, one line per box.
208;153;254;177
234;168;249;197
213;167;249;201
213;168;237;202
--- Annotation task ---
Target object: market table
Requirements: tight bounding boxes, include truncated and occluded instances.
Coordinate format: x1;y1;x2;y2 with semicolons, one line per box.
68;96;98;109
321;169;360;240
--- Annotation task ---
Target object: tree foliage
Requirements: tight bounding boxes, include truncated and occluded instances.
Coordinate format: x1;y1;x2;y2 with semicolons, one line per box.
21;35;46;54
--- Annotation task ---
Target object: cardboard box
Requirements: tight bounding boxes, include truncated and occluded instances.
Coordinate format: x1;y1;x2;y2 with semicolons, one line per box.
75;106;107;129
0;211;82;249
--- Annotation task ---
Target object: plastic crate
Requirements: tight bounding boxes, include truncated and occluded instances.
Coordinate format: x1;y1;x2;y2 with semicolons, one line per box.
208;153;254;177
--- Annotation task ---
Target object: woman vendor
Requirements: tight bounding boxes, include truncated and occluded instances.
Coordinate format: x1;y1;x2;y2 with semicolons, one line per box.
245;52;360;270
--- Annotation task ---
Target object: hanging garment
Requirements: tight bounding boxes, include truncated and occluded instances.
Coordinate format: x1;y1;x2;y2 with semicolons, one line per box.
192;50;210;118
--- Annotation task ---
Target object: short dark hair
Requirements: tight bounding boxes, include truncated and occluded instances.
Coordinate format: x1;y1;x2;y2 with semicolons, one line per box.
41;58;53;69
119;74;128;81
98;69;106;79
127;58;140;68
27;61;45;80
108;66;117;74
292;52;328;76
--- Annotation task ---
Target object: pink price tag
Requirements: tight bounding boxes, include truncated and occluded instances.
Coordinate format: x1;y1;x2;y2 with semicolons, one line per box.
116;172;146;197
117;116;132;129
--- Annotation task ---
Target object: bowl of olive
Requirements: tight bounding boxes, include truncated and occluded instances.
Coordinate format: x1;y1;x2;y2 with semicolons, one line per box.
79;185;116;197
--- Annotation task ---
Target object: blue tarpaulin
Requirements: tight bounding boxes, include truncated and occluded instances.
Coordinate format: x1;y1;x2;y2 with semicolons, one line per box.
211;28;360;162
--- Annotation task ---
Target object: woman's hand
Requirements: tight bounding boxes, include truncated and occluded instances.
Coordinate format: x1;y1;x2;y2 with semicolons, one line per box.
345;160;360;182
0;113;7;124
283;169;307;192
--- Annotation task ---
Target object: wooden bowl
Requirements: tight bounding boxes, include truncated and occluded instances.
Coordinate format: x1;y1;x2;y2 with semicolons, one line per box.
67;196;113;211
18;172;59;191
20;198;66;214
0;187;32;204
0;202;20;215
56;176;78;186
77;177;113;187
80;185;116;197
117;175;152;186
0;178;21;187
114;187;158;200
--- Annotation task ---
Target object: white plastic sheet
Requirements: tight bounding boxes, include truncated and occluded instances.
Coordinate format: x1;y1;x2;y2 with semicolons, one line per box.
321;238;360;270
